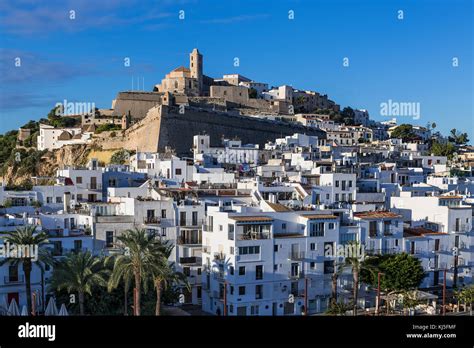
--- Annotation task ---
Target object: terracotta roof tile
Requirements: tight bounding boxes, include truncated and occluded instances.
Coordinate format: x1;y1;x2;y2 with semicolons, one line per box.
353;211;401;219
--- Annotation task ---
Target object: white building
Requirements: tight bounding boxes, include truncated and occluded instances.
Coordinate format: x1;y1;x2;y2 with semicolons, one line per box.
37;124;91;151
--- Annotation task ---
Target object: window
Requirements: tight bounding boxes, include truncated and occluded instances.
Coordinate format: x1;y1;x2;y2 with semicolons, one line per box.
274;245;278;252
47;197;52;204
335;180;339;187
183;267;191;276
282;223;287;230
310;222;324;237
239;266;246;275
230;286;234;295
175;168;182;176
56;197;63;204
335;193;339;201
349;180;353;187
256;265;263;280
161;209;167;218
310;243;316;251
230;246;235;255
197;268;202;275
369;221;377;237
106;231;114;248
310;262;316;270
161;228;167;237
228;224;234;240
239;286;246;295
329;223;335;230
239;246;260;255
229;266;234;275
255;285;263;299
274;264;278;271
76;177;82;184
73;240;82;252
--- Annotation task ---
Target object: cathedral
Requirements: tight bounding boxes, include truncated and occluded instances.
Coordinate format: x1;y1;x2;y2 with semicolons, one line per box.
154;49;206;96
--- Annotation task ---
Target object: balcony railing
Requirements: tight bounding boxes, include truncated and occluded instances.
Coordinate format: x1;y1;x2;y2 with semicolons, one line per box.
203;225;213;232
288;271;305;280
428;262;447;270
454;224;471;233
4;275;25;284
177;236;201;245
179;256;202;265
238;232;270;240
366;248;399;255
179;218;206;228
78;183;103;190
288;251;306;260
143;216;161;225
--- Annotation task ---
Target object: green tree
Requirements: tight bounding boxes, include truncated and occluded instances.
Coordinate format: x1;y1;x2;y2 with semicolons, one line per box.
431;141;456;159
108;228;158;316
0;226;52;313
361;253;425;313
341;107;355;125
390;124;416;142
449;129;469;145
110;149;132;165
49;251;108;315
330;262;344;307
149;240;190;315
342;242;378;315
326;300;352;316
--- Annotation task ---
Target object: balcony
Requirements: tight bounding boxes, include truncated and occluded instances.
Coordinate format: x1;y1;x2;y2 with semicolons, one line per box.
143;216;161;225
79;183;103;190
4;275;25;284
179;218;206;228
366;248;399;255
288;251;306;261
177;236;201;246
179;256;202;265
428;262;447;270
288;271;305;280
203;225;213;232
238;232;270;240
454;224;471;233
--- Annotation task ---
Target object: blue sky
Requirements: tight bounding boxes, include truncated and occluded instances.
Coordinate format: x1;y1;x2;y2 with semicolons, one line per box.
0;0;472;139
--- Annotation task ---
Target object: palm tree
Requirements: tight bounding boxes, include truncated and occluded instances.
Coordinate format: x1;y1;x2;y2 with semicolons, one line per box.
108;228;157;316
49;251;108;315
105;255;133;316
1;226;52;313
342;242;377;316
149;240;190;316
330;262;344;307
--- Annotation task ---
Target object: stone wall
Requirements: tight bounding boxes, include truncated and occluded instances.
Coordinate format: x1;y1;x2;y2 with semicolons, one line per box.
158;106;325;155
112;91;164;119
98;105;326;156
